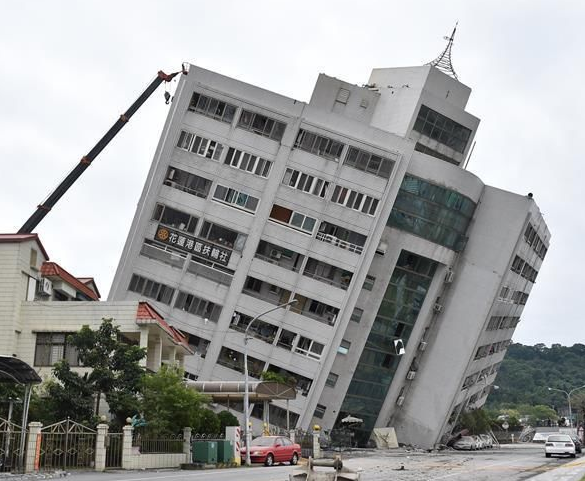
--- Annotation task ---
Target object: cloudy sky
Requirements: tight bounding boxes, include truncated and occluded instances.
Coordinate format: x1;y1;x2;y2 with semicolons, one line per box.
1;1;582;347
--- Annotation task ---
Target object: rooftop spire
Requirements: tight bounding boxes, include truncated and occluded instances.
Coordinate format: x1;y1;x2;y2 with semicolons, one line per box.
425;23;459;80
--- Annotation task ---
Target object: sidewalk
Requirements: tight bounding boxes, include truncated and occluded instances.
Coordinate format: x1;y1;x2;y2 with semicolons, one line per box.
529;457;585;480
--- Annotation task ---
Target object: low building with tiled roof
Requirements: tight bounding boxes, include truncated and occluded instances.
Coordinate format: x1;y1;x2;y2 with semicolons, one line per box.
0;233;191;378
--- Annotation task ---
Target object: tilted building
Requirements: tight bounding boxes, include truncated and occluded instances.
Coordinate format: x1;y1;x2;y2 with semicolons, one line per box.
109;55;550;447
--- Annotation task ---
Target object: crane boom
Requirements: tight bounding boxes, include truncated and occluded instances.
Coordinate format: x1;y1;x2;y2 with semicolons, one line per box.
18;67;187;234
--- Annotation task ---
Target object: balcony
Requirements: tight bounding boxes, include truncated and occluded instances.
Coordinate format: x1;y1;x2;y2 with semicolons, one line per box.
186;258;234;286
140;241;186;269
315;231;363;255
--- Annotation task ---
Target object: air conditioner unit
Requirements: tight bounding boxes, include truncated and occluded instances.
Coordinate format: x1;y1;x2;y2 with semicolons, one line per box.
396;395;405;406
37;278;52;297
444;269;455;283
269;249;282;260
406;370;417;380
433;303;444;314
418;341;428;352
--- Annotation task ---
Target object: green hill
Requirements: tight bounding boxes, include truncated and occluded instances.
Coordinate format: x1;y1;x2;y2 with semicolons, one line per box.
488;343;585;420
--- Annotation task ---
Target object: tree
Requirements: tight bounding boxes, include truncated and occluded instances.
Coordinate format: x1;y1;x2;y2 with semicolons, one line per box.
217;410;239;433
140;364;211;435
68;317;146;426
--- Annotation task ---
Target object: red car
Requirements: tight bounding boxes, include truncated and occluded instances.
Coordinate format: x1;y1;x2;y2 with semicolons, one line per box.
241;435;301;466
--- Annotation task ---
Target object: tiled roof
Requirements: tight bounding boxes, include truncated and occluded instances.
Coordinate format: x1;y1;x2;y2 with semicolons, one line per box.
136;302;193;353
77;278;102;299
40;262;100;300
0;233;49;260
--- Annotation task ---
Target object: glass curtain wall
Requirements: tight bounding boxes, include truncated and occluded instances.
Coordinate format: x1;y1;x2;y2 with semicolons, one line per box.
338;250;437;445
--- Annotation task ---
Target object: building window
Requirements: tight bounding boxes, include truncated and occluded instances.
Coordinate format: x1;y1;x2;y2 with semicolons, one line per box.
237;109;286;141
343;146;394;179
362;275;376;291
187;334;210;358
282;168;329;198
337;340;351;355
269;204;317;234
128;274;175;305
164;167;212;199
174;291;222;321
350;307;363;323
224;147;272;178
277;329;297;350
326;372;339;388
499;286;510;300
331;185;379;215
294;337;325;360
316;221;366;254
30;249;38;268
188;92;237;124
388;175;476;252
524;223;548;259
314;404;327;419
152;203;198;234
213;185;259;213
217;347;264;377
199;221;247;252
412;105;472;154
511;290;529;305
302;258;353;290
177;130;224;161
294;129;345;161
34;332;79;366
230;312;278;344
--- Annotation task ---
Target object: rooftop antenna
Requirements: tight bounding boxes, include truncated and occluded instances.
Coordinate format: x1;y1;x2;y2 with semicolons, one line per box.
425;23;459;80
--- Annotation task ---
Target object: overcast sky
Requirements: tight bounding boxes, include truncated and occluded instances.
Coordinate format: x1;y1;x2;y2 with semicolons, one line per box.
1;1;582;347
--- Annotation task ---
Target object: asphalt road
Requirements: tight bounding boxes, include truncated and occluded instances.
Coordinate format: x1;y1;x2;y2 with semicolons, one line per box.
24;444;583;481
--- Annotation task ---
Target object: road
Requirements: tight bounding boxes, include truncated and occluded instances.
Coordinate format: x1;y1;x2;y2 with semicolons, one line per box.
30;444;583;481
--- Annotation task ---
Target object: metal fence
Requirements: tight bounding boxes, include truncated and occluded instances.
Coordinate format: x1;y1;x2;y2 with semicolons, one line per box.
132;432;183;454
295;430;314;458
38;419;96;471
105;432;123;469
0;418;25;472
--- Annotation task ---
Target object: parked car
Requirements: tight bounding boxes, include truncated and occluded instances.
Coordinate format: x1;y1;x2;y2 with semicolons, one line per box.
544;434;576;458
479;434;494;449
453;436;477;450
240;435;301;466
571;435;582;454
472;435;484;449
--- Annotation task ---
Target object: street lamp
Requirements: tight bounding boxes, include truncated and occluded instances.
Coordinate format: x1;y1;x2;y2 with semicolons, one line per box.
243;299;297;466
547;385;585;432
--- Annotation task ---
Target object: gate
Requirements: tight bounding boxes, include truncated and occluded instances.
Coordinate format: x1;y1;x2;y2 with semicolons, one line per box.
105;432;123;469
296;430;313;458
0;418;26;472
39;419;96;470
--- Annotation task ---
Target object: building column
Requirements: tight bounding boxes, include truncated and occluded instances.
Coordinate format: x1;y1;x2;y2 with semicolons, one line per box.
152;336;163;370
312;428;321;459
122;425;134;469
168;346;177;365
183;427;192;464
95;423;109;471
25;422;42;473
139;329;148;368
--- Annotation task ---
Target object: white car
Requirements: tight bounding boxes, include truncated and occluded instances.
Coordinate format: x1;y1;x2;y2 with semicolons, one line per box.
544;434;576;458
479;434;494;449
453;436;477;450
473;435;484;449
